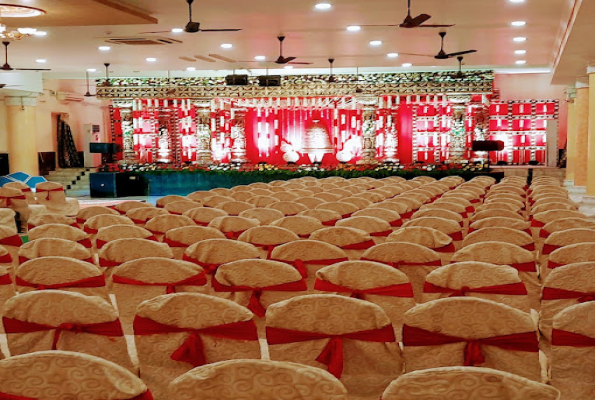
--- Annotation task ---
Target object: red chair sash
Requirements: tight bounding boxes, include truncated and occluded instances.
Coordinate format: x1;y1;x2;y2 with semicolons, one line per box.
182;255;226;274
98;258;123;268
432;243;456;253
223;230;246;240
20;187;32;193
133;316;258;367
370;230;393;237
551;329;595;347
521;243;535;251
360;257;442;268
423;282;528;297
448;231;463;241
212;277;307;317
83;226;99;235
542;287;595;303
0;274;12;285
540;229;551;238
131;218;148;224
506;261;536;273
465;206;475;214
163;237;193;248
0;253;12;263
470;198;481;204
548;260;565;270
0;195;27;206
0;390;154;400
341;240;376;250
389;219;403;227
266;324;395;379
97;235;158;249
192;220;210;227
77;238;92;249
250;243;283;259
314;279;414;299
530;219;545;228
19;256;94;265
269;257;349;278
322;219;339;226
37;187;65;199
401;211;414;219
402;325;538;366
112;273;207;294
15;275;106;290
2;317;123;350
0;235;22;247
542;243;561;255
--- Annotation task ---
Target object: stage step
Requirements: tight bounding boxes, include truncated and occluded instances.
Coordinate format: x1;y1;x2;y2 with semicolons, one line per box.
44;168;96;197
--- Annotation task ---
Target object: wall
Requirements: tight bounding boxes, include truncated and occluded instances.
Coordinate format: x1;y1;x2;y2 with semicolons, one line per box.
494;73;568;148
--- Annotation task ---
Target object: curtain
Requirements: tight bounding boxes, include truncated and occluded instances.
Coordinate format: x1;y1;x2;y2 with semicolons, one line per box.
57;115;83;168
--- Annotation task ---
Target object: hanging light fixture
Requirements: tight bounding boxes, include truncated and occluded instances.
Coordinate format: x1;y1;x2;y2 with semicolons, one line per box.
0;4;45;40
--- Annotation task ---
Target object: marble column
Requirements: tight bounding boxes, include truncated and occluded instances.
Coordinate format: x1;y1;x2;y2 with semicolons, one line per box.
195;102;212;165
447;95;472;163
6;96;39;175
564;88;577;187
573;80;589;192
356;94;380;164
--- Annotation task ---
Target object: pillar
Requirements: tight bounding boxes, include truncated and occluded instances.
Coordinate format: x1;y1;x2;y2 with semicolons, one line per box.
565;88;577;186
6;96;38;175
195;102;212;165
447;94;472;163
230;108;248;163
574;80;589;189
356;94;379;164
587;68;595;196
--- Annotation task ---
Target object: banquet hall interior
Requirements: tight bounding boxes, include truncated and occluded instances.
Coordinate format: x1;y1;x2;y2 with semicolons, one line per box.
0;0;595;399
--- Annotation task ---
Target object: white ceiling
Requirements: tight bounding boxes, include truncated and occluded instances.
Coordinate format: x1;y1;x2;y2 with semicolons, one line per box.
0;0;576;79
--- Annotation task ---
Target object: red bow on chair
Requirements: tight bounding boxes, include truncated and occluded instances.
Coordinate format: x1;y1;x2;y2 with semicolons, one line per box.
2;317;124;350
542;287;595;303
0;274;12;285
266;324;395;379
552;329;595;347
133;316;258;367
269;257;349;278
182;255;228;274
112;273;207;294
223;230;246;240
402;325;538;366
15;275;106;290
423;282;528;297
37;187;64;200
0;253;12;263
314;279;414;299
341;240;376;250
0;195;27;206
369;230;393;237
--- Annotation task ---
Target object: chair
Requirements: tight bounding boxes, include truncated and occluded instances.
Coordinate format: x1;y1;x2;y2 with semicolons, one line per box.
0;208;16;233
469;217;531;236
382;367;560;400
145;214;196;241
315;260;415;341
540;228;595;279
298;209;343;226
112;258;207;331
134;293;261;400
530;210;586;239
270;240;348;289
463;227;535;252
202;195;236;208
412;209;464;228
266;294;402;399
531;202;576;215
352;191;384;203
402;217;464;250
19;238;92;264
422;201;470;219
15;256;109;301
336;216;393;245
35;182;79;215
389;197;423;216
539;217;595;239
164;226;225;259
271;192;300;201
164;201;202;216
295;196;328;209
315;202;358;219
229;191;253;202
27;213;77;231
353;208;403;229
247;195;280;207
0;226;22;273
3;290;133;371
470;209;525;223
423;262;530;312
207;216;260;239
28;223;91;249
548;243;595;273
215;200;255;216
187;190;215;202
239;208;284;225
310;227;375;260
237;226;299;259
0;265;15;317
183;207;228;226
270;216;324;238
402;297;540;381
83;213;134;235
98;238;174;276
168;359;349;400
96;224;156;249
126;207;169;227
156;195;194;208
113;200;154;214
76;205;119;227
452;242;539;310
0;351;151;400
313;192;343;202
387;226;455;264
551;302;595;399
476;202;523;214
367;201;410;218
266;201;308;216
361;242;441;301
340;197;373;210
209;188;232;196
183;239;259;277
0;187;38;232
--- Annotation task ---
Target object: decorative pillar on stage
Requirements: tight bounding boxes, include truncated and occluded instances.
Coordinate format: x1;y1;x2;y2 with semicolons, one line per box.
195;102;212;165
565;87;577;187
230;108;248;163
6;96;38;175
574;79;589;190
356;94;379;164
447;95;471;163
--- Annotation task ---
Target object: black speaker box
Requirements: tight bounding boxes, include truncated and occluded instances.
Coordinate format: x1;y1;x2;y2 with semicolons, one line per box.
258;75;281;87
0;153;8;176
225;74;249;86
472;140;505;152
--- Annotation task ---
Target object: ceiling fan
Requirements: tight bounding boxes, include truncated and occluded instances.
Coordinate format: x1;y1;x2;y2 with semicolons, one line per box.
1;41;50;71
361;0;454;29
140;0;241;34
274;36;312;65
400;32;477;60
328;58;336;82
453;56;465;78
84;70;96;97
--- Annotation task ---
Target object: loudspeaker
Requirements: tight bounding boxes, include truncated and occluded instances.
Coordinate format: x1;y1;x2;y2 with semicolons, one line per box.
258;75;281;87
0;153;8;176
225;74;249;86
472;140;505;152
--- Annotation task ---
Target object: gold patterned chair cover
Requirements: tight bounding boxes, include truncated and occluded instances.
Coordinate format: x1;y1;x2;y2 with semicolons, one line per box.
164;201;202;216
540;217;595;239
550;302;595;399
361;242;441;301
84;214;135;247
463;228;535;254
442;190;480;203
402;297;540;380
471;209;525;223
247;182;269;189
387;226;454;264
27;213;76;230
0;245;12;276
156;195;194;208
19;238;92;265
145;214;196;241
353;208;402;230
305;186;324;194
313;193;343;203
0;187;36;231
76;205;119;227
423;262;530;312
336;216;392;245
485;196;526;210
266;294;402;400
183;239;259;278
0;208;16;233
229;191;253;202
532;196;575;207
298;209;342;226
202;195;235;208
112;258;207;332
113;200;154;214
182;207;227;227
237;226;299;259
489;185;526;197
412;209;463;228
249;188;274;196
168;359;349;400
0;265;15;317
485;192;525;203
270;216;324;238
475;202;523;215
134;293;261;400
531;210;586;239
3;290;133;371
239;208;284;225
382;366;560;400
207;216;260;239
0;229;19;274
315;261;415;341
186;191;215;202
452;242;539;309
231;184;251;192
215;201;255;216
209;188;232;196
0;351;150;399
3;182;35;203
367;201;411;219
315;202;358;219
35;182;79;216
531;202;577;215
96;225;155;251
433;196;474;212
271;192;300;202
126;207;169;228
292;189;315;197
28;224;90;250
295;196;327;209
327;188;355;198
98;238;174;278
469;217;531;235
548;243;595;276
352;191;385;203
530;192;568;204
247;195;280;207
266;201;308;216
309;227;374;260
15;256;108;301
402;217;463;250
164;226;225;260
390;196;424;211
540;228;595;279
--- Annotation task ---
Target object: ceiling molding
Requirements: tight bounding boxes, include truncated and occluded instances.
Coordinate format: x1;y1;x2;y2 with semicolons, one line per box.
91;0;158;24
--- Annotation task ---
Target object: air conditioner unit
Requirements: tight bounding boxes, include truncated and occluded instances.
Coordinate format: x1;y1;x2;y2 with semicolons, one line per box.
56;91;85;102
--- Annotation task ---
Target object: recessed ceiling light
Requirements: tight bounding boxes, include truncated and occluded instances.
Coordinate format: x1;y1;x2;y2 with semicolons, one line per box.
35;59;46;64
514;49;527;55
370;40;382;46
33;31;47;36
516;60;526;65
314;3;332;10
146;57;157;62
402;63;412;67
98;46;111;51
387;53;399;58
508;0;525;3
86;68;97;72
511;21;526;26
513;37;527;42
220;43;233;49
346;25;361;32
171;28;184;33
254;55;266;61
284;65;294;69
186;66;196;71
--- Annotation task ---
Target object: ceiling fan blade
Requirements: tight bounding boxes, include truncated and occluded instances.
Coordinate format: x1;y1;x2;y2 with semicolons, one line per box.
398;52;435;57
288;61;312;65
446;50;477;57
281;56;297;63
138;31;171;34
14;68;51;71
359;24;401;27
410;14;431;26
199;28;242;32
418;24;455;28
